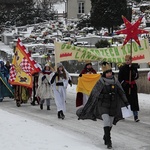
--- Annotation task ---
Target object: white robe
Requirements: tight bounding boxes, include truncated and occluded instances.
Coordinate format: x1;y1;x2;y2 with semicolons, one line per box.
50;71;69;112
36;73;53;100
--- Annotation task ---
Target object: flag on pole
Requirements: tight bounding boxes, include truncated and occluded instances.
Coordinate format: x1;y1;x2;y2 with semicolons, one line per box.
9;38;41;88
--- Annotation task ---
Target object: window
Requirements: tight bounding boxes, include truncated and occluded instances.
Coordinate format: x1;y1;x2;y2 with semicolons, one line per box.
78;2;84;14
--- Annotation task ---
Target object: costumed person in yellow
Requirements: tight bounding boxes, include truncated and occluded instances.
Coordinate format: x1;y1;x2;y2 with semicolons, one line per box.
36;63;54;110
50;63;70;119
77;62;129;149
76;61;97;109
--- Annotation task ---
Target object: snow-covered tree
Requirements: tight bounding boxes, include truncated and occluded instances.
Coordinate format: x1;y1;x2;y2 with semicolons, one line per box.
90;0;129;34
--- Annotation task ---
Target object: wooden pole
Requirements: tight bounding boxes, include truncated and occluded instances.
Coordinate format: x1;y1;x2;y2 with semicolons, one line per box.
129;39;132;95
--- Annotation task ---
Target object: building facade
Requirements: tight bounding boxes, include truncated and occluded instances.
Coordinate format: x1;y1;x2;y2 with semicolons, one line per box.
67;0;91;19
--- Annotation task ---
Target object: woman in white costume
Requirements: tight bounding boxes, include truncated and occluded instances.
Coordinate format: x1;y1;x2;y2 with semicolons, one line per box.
36;63;53;110
50;63;70;119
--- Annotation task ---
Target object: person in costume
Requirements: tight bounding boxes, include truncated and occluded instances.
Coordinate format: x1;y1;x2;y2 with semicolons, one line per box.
31;63;42;106
0;61;8;80
5;60;11;81
30;72;40;106
0;61;14;102
36;63;54;110
77;62;128;149
79;62;97;75
118;55;140;122
76;61;97;108
14;85;30;107
50;63;70;119
5;60;11;71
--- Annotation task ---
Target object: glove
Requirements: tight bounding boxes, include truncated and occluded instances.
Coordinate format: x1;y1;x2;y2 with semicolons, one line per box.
50;72;58;84
131;70;137;79
79;74;82;77
56;82;64;86
124;102;129;109
42;75;46;81
68;79;72;87
55;72;58;76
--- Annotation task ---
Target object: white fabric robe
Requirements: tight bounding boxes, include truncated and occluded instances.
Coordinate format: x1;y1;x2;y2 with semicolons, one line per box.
36;73;53;100
50;71;69;112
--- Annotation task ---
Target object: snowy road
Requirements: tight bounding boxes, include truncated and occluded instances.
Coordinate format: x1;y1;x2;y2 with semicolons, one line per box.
0;87;150;150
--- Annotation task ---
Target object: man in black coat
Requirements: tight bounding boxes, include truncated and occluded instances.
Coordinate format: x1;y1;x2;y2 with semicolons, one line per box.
118;55;140;122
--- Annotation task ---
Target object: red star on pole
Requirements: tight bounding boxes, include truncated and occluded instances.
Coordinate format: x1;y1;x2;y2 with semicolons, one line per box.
116;16;149;46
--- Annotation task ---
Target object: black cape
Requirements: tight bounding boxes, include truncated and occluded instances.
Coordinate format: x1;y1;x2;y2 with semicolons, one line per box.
77;76;128;125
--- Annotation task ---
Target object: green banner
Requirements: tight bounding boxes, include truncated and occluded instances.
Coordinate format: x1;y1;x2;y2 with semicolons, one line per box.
55;39;150;63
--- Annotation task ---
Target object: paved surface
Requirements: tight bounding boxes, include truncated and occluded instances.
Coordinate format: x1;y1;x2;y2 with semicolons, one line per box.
0;90;150;150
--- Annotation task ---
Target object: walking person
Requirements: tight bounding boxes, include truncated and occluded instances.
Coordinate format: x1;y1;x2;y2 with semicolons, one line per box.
5;60;11;71
76;61;97;108
77;62;128;149
5;60;11;82
31;72;40;106
0;61;8;81
79;61;97;75
14;85;30;107
0;61;14;102
36;63;53;110
50;63;70;119
118;55;140;122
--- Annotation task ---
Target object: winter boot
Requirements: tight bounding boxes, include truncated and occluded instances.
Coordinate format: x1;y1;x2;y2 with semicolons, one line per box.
58;111;61;119
103;135;107;145
0;98;3;102
103;126;112;145
60;110;65;120
31;101;35;106
47;106;50;110
134;116;140;122
104;126;112;149
40;104;43;110
16;102;21;107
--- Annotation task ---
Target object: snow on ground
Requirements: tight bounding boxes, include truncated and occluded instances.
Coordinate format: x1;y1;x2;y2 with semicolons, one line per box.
0;110;100;150
0;84;100;150
0;84;150;150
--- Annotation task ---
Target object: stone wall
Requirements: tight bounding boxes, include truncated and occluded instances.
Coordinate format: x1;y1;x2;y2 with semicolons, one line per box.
136;70;150;94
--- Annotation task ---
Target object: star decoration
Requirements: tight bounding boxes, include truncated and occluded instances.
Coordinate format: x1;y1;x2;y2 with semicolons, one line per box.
116;16;149;46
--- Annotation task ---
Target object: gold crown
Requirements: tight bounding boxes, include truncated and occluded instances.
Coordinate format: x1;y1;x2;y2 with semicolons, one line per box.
102;62;112;72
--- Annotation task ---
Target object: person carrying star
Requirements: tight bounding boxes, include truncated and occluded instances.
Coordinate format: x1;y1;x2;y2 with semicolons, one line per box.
118;55;140;122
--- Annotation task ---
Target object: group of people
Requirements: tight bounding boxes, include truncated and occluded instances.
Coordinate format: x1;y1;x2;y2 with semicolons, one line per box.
0;56;140;149
77;55;140;149
0;60;72;120
29;62;72;120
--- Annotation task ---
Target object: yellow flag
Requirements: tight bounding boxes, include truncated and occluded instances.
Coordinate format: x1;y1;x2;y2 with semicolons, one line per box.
9;39;41;88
